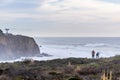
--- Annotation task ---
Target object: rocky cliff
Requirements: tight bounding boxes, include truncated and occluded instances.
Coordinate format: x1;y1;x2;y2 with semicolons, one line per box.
0;33;40;60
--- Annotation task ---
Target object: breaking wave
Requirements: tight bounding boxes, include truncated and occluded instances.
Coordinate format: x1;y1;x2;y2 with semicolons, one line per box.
84;43;110;47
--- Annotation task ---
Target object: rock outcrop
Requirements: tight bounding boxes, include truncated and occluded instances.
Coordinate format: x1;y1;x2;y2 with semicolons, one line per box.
0;30;40;60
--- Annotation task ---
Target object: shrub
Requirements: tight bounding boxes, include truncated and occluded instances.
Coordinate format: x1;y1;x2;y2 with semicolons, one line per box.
68;77;82;80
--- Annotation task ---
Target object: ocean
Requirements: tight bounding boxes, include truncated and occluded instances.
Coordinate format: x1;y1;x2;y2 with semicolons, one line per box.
2;37;120;62
34;37;120;60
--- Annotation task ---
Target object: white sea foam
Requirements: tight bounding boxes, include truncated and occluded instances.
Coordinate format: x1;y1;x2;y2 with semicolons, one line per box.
40;44;119;58
1;37;120;63
84;43;109;47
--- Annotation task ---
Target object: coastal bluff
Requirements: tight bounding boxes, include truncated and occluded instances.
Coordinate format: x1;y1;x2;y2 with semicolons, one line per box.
0;30;40;60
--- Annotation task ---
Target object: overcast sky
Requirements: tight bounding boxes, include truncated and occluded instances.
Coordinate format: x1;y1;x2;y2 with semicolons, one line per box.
0;0;120;37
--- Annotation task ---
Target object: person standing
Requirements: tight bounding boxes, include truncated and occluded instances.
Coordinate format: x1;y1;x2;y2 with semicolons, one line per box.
96;52;100;58
92;50;95;59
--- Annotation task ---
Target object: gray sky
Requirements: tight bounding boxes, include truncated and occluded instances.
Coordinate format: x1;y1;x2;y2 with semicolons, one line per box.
0;0;120;37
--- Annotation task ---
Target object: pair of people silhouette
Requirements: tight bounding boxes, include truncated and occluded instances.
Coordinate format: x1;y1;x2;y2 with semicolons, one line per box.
92;50;100;58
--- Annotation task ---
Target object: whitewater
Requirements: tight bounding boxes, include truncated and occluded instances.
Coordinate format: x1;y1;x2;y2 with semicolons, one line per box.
1;37;120;63
34;37;120;60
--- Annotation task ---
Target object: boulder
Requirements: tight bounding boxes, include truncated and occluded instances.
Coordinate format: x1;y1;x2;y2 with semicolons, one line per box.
0;29;4;36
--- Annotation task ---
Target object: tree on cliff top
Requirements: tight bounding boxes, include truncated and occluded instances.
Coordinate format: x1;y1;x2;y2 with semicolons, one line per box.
0;29;4;35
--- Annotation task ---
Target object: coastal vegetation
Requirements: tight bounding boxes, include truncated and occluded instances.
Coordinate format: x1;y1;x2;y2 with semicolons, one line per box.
0;56;119;80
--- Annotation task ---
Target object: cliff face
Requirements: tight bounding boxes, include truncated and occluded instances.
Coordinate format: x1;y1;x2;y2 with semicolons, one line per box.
0;34;40;60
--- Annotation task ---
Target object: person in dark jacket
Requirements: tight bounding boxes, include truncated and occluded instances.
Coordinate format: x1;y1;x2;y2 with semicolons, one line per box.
96;52;100;58
92;50;95;58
